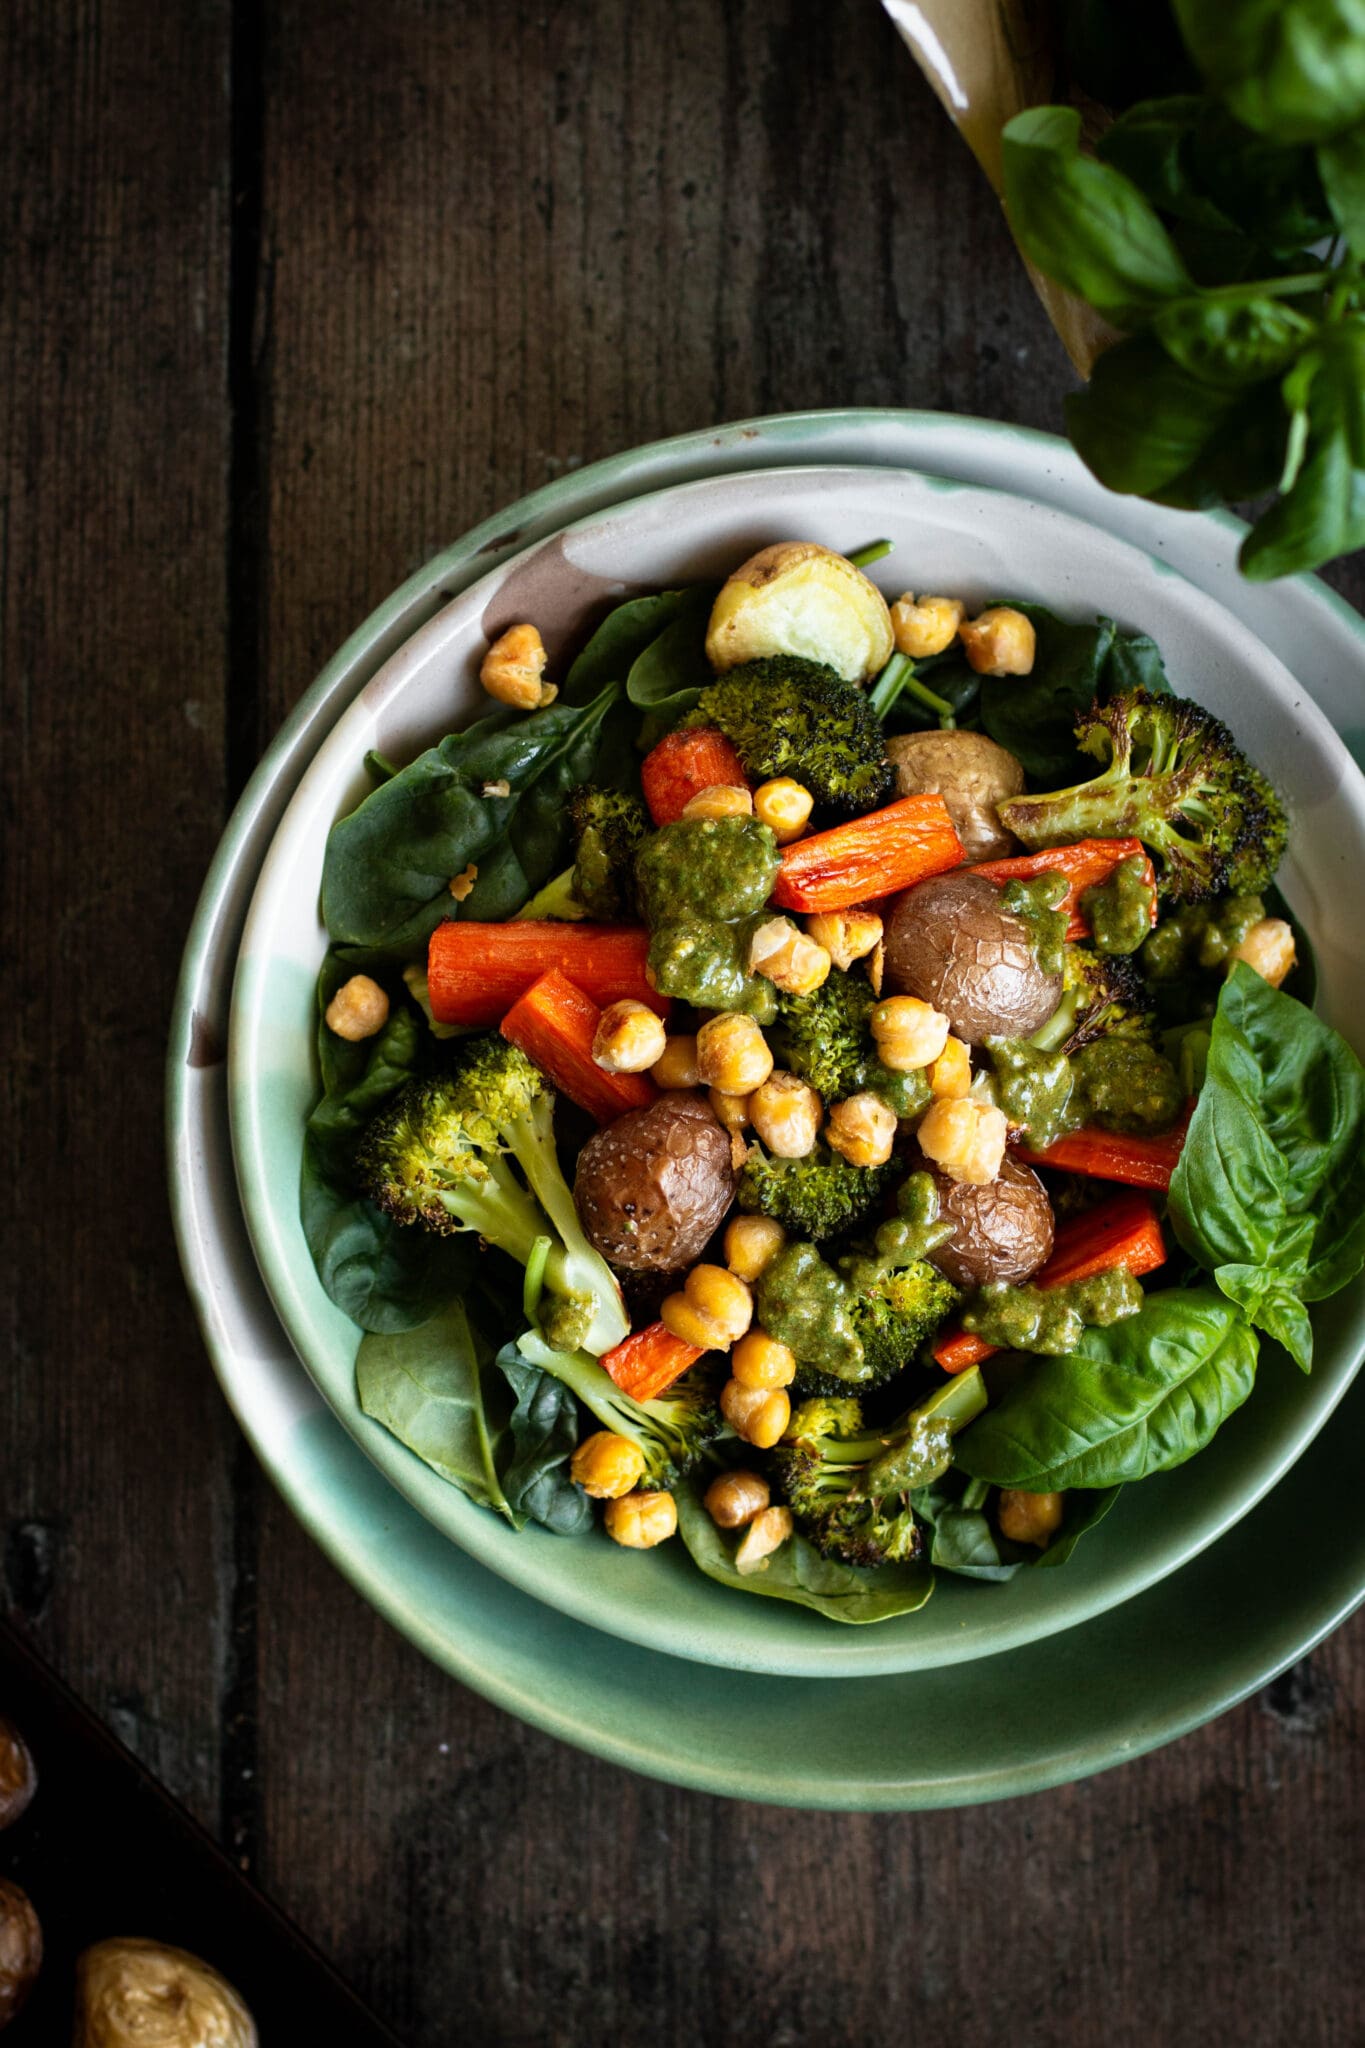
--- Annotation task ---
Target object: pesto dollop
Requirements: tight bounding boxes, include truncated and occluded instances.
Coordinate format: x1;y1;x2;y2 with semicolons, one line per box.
1080;853;1157;956
1141;893;1264;982
647;916;777;1020
1002;872;1069;977
1070;1038;1184;1135
634;815;778;925
756;1242;866;1382
962;1267;1144;1354
984;1037;1075;1150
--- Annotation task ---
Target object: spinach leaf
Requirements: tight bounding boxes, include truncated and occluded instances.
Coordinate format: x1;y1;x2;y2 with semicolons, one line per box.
912;1475;1121;1581
356;1297;520;1522
494;1341;593;1536
1239;320;1365;580
1002;106;1193;322
563;589;697;705
320;684;623;952
1104;623;1172;696
955;1292;1261;1491
673;1485;935;1624
1168;963;1365;1368
979;606;1116;784
624;584;717;727
1319;124;1365;258
1173;0;1365;146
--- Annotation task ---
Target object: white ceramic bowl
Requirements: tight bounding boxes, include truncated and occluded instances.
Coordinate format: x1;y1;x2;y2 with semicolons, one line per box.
228;460;1365;1680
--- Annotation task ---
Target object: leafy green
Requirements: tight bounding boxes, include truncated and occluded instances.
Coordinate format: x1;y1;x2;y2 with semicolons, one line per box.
356;1297;518;1520
955;1292;1261;1491
1239;321;1365;580
673;1483;935;1623
494;1342;594;1536
1168;963;1365;1369
912;1475;1121;1581
623;584;717;727
1173;0;1365;145
1319;124;1365;256
320;684;627;952
562;590;698;705
978;605;1170;785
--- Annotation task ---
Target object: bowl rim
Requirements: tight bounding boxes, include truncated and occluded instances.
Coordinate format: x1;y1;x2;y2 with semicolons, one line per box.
225;450;1365;1679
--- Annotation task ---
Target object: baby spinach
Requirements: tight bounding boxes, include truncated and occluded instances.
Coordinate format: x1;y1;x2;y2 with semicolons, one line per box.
978;605;1169;785
321;684;626;953
673;1485;935;1623
494;1341;594;1537
623;584;717;727
1169;963;1365;1369
955;1291;1260;1491
356;1297;518;1521
912;1475;1121;1581
562;589;697;705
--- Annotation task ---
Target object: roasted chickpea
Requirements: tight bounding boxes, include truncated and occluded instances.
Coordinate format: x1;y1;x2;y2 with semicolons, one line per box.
724;1213;787;1283
708;1087;752;1133
651;1033;700;1089
826;1092;898;1168
731;1328;797;1390
753;778;814;844
1229;917;1297;988
324;974;389;1042
720;1379;791;1449
998;1489;1064;1549
804;908;883;972
682;783;754;822
891;593;966;659
748;1071;823;1158
748;916;832;996
480;621;556;708
661;1263;754;1350
870;995;951;1072
928;1035;973;1100
703;1468;771;1529
959;606;1036;677
570;1431;647;1499
696;1012;774;1094
917;1097;1008;1185
735;1505;795;1575
592;998;667;1074
604;1490;678;1549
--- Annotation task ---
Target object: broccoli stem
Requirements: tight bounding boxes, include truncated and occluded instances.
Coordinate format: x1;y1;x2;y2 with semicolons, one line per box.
819;1368;988;1476
515;866;588;922
868;652;957;728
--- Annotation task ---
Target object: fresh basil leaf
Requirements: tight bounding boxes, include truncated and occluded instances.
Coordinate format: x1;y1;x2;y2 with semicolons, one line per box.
1240;319;1365;578
1152;294;1318;388
624;584;717;726
1062;0;1199;107
1065;336;1248;496
673;1484;935;1623
320;684;622;951
955;1292;1261;1491
911;1475;1121;1581
1002;106;1193;321
1169;963;1365;1366
1099;96;1236;228
1187;104;1335;251
1174;0;1365;146
494;1341;593;1536
356;1297;520;1522
1319;125;1365;258
563;589;697;705
1149;383;1292;509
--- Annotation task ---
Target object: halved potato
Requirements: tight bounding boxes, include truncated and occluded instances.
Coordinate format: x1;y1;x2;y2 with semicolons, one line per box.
705;542;894;682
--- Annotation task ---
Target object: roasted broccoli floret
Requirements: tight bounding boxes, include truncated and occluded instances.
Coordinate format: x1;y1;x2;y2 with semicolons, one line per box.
1030;943;1156;1055
997;689;1288;902
516;1331;722;1488
756;1238;960;1398
690;657;894;816
517;786;651;922
355;1037;628;1355
738;1143;900;1241
769;968;931;1120
772;1373;987;1567
838;1255;962;1386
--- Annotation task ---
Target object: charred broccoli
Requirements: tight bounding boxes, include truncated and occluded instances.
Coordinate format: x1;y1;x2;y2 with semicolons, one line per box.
772;1373;987;1567
1030;943;1156;1056
515;1331;722;1488
738;1142;900;1241
517;786;651;922
690;657;893;816
997;690;1288;902
770;968;931;1120
355;1037;628;1355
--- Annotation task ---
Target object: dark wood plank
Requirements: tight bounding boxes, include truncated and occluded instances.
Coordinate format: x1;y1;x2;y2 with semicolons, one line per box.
0;0;235;1826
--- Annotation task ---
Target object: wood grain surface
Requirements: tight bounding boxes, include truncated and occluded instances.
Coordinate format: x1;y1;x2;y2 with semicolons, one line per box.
4;3;1363;2043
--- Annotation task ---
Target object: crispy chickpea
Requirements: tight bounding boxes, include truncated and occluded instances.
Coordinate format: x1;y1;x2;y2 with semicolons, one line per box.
928;1034;972;1100
753;777;814;845
703;1468;771;1529
661;1263;754;1350
870;995;951;1073
604;1490;678;1549
1229;916;1297;988
724;1214;787;1283
480;622;556;709
826;1092;898;1168
997;1489;1064;1549
891;593;967;660
735;1505;795;1575
682;782;754;822
593;999;667;1074
747;916;832;996
917;1096;1008;1185
720;1378;791;1450
696;1012;774;1094
748;1071;823;1158
804;908;883;972
570;1431;648;1499
652;1033;700;1089
324;973;389;1042
448;862;478;901
731;1328;796;1390
709;1087;752;1134
959;606;1036;677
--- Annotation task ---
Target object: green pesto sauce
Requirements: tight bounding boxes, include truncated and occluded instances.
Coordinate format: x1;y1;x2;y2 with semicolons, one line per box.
1080;853;1158;956
986;1034;1183;1148
634;815;778;925
1142;893;1265;982
647;915;777;1021
870;1171;954;1265
985;1037;1076;1151
962;1267;1144;1355
755;1242;866;1381
1002;872;1070;977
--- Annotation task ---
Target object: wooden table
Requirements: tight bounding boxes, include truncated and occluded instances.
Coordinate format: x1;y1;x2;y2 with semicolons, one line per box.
4;5;1362;2041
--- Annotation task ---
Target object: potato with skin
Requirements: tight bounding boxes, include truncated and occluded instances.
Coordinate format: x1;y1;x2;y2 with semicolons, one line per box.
574;1093;738;1272
72;1938;257;2048
885;730;1025;862
0;1879;41;2028
0;1718;35;1833
705;543;894;682
919;1149;1055;1289
882;871;1062;1045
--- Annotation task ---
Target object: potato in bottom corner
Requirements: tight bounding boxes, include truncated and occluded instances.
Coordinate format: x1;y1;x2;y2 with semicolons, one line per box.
72;1937;257;2048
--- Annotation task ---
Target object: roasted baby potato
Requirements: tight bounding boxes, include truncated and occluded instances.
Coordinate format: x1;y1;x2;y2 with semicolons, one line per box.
882;871;1062;1044
921;1150;1055;1289
885;730;1025;862
574;1093;738;1272
0;1718;35;1834
704;542;894;683
72;1938;257;2048
0;1879;41;2029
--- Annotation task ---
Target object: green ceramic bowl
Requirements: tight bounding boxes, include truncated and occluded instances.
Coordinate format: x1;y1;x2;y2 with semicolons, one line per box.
225;452;1365;1681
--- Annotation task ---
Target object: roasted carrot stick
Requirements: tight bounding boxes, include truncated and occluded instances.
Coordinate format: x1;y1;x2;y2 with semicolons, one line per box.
601;1321;707;1401
770;794;964;913
640;727;749;825
427;921;666;1028
499;970;658;1123
969;838;1157;942
1016;1108;1192;1192
933;1189;1167;1373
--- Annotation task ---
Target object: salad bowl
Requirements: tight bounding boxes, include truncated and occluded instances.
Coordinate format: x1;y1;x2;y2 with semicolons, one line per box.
227;458;1365;1680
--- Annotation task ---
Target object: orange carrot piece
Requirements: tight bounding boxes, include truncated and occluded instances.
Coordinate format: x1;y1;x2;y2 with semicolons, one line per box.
933;1189;1167;1373
770;794;964;913
640;727;749;825
500;970;657;1124
1016;1107;1192;1192
427;921;666;1028
601;1322;706;1402
969;838;1157;941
